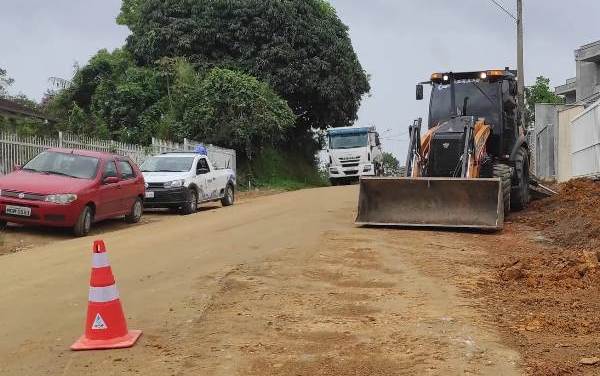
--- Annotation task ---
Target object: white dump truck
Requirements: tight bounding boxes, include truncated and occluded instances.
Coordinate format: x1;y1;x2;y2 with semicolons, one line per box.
326;126;383;185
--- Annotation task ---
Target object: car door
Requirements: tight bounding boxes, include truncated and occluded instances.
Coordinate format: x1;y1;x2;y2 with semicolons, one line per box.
97;160;122;219
116;159;138;214
195;157;211;202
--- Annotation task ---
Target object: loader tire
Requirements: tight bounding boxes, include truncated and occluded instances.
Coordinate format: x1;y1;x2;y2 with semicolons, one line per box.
493;163;512;216
510;147;530;211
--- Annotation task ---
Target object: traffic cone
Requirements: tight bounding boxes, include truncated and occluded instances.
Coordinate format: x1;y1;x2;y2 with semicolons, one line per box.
71;240;142;350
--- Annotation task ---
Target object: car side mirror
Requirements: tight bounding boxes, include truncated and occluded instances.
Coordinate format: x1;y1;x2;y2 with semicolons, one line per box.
197;168;210;175
416;84;424;100
103;176;119;185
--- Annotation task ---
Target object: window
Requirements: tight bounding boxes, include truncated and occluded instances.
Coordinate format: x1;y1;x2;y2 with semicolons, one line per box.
103;161;118;178
23;151;99;180
197;158;210;173
117;160;135;180
140;156;195;172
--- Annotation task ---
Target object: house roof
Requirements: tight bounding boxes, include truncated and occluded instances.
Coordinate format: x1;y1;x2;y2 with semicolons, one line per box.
0;98;54;122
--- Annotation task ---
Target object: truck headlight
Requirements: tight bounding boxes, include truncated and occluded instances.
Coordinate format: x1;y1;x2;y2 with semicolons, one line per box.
164;179;185;188
330;167;339;174
45;194;78;204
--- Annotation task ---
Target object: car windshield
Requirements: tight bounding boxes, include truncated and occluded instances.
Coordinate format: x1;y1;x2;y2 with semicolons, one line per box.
329;133;368;149
23;151;100;180
429;80;500;128
140;157;195;172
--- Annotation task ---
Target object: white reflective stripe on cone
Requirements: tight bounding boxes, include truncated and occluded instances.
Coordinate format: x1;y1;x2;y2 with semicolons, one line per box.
89;284;119;303
92;253;110;268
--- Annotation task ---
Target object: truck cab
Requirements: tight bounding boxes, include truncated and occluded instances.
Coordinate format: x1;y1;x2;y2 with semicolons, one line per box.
326;126;383;185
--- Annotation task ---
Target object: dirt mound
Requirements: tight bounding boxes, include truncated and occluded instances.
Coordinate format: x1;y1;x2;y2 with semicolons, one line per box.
517;178;600;250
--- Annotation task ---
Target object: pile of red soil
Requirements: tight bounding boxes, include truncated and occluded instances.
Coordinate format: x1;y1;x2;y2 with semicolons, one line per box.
518;178;600;250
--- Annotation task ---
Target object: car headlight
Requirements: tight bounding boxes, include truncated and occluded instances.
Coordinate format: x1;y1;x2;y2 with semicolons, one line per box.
45;194;78;204
330;168;339;174
164;179;185;188
363;165;372;172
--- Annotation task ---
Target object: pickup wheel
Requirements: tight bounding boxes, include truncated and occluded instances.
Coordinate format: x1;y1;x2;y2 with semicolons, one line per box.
74;205;93;237
125;197;143;224
221;184;234;207
181;189;198;215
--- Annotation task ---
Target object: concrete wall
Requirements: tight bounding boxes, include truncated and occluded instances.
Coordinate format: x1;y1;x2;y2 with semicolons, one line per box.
534;104;560;178
571;100;600;178
557;106;584;182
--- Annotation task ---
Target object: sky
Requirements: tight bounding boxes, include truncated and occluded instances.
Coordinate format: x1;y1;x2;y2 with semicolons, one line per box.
2;0;599;158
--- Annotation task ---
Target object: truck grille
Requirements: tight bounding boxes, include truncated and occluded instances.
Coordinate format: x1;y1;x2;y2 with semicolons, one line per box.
339;156;361;168
428;136;464;177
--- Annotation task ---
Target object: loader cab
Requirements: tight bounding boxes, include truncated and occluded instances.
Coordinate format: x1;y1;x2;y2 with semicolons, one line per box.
418;70;519;158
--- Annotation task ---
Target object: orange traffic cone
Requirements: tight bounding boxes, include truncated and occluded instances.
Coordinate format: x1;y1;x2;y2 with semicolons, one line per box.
71;240;142;350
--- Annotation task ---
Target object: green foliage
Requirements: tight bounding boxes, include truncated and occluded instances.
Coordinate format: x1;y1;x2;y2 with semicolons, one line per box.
123;0;370;132
238;148;328;191
182;68;296;158
525;76;564;126
382;152;401;176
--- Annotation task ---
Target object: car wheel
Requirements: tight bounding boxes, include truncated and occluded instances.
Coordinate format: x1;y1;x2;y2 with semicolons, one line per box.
0;220;7;231
181;189;198;215
220;184;234;207
125;197;143;224
74;205;93;237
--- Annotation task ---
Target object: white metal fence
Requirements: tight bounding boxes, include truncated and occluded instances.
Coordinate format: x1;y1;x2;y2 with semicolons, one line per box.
0;131;236;175
571;100;600;178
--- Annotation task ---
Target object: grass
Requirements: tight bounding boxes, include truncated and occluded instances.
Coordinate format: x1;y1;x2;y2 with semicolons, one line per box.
238;148;329;191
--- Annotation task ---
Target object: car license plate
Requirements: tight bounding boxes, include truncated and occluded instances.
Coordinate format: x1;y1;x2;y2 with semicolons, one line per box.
5;205;31;217
145;191;155;199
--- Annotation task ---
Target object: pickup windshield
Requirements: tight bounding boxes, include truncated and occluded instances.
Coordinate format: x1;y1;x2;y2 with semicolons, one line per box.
23;151;100;180
329;133;368;149
141;157;195;172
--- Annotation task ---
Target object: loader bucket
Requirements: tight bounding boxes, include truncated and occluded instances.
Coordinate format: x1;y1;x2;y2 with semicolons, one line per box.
356;177;504;230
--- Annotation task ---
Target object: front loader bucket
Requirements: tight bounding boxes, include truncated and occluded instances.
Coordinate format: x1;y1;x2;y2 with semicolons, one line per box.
356;177;504;230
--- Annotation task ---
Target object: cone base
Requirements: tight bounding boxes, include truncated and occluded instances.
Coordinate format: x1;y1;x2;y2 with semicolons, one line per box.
70;330;142;351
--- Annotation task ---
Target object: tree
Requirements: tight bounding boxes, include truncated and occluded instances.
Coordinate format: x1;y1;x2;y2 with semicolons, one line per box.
121;0;370;133
182;68;296;158
382;152;401;176
525;76;564;127
0;67;15;98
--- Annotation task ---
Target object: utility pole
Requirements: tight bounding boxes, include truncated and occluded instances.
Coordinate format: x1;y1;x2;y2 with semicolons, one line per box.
517;0;525;126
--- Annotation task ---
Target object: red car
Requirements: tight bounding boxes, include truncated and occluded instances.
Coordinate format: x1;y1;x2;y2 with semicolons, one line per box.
0;148;145;236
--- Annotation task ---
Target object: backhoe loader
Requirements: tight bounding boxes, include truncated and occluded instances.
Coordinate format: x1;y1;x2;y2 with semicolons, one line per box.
356;69;530;230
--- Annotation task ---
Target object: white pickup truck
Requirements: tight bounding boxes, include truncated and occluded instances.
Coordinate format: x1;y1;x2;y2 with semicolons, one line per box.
140;152;236;214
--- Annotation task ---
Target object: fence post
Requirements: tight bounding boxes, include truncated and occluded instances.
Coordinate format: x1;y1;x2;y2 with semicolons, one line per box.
58;131;63;148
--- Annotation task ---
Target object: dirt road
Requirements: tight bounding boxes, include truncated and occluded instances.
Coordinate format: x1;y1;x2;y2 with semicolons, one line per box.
0;186;522;375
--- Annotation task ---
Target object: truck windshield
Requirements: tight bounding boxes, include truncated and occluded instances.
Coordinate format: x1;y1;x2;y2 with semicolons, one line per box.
141;157;195;172
429;80;500;128
329;133;368;149
23;151;100;179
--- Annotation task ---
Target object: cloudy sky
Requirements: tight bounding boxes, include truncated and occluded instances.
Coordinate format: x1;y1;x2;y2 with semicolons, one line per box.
2;0;599;157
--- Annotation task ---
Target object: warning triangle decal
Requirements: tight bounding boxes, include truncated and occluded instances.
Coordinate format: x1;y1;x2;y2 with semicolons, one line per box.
91;313;108;330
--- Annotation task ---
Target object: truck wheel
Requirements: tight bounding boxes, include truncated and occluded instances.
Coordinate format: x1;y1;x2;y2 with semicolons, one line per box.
493;163;512;216
221;184;235;207
510;147;530;211
125;197;143;224
74;205;93;237
181;189;198;215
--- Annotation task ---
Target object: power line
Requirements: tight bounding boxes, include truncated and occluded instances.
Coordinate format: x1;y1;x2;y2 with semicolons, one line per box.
487;0;517;22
